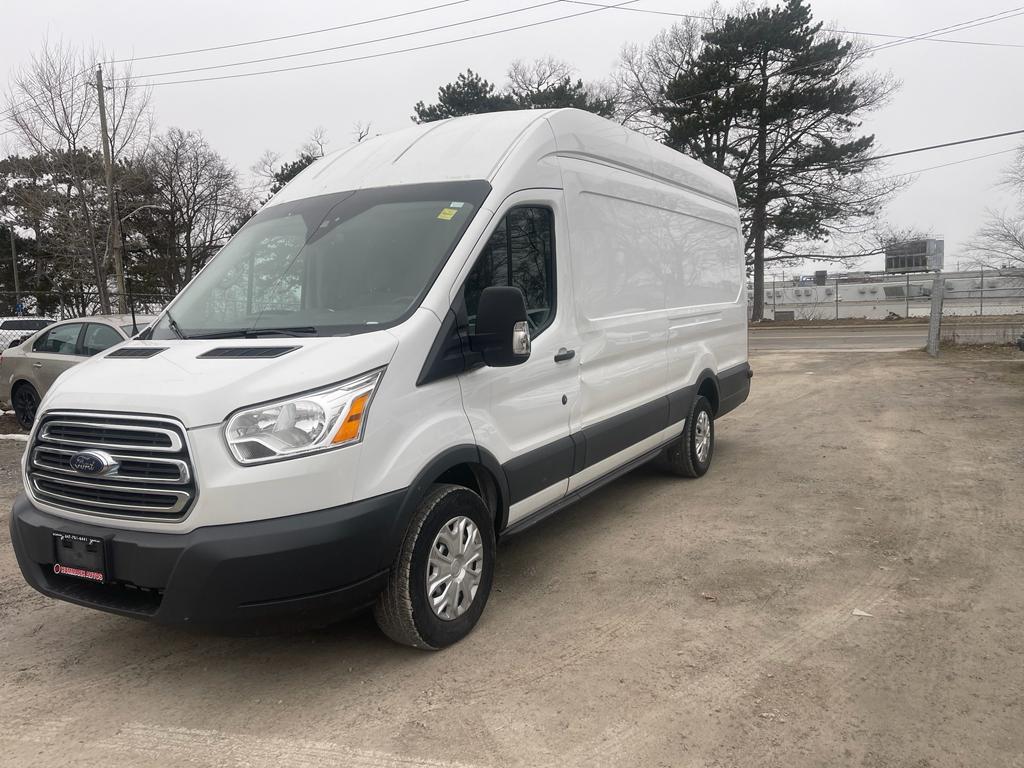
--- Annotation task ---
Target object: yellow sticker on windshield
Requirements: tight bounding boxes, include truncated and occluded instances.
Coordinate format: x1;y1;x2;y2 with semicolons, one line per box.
437;207;458;221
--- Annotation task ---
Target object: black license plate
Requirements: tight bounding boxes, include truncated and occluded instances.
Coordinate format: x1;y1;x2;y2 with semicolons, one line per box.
52;532;106;582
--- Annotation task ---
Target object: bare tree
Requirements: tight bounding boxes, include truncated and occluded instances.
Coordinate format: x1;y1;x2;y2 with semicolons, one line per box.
507;57;576;97
4;39;151;313
146;127;247;293
352;121;372;143
970;145;1024;269
301;126;329;158
772;222;931;269
505;56;615;115
612;9;724;138
251;149;281;189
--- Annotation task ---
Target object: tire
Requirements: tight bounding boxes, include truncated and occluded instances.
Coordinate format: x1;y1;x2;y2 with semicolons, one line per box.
12;383;40;431
659;394;715;478
374;483;495;650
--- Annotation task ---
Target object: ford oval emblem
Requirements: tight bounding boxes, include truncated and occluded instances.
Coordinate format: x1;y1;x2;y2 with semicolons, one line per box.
69;450;118;476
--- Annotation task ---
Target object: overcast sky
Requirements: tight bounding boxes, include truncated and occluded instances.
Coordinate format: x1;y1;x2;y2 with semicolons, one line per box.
3;0;1023;276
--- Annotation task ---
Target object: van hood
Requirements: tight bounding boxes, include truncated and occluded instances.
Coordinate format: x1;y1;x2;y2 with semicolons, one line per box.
40;332;399;428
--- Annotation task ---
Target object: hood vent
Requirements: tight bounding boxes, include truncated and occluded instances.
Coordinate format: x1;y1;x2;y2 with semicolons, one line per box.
107;347;167;359
198;346;299;359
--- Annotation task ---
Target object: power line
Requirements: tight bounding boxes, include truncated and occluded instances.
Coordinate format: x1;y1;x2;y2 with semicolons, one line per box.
564;0;1024;49
132;0;566;80
881;147;1019;179
3;3;479;120
107;0;474;63
867;6;1024;53
665;6;1024;104
0;67;93;123
124;0;640;86
866;129;1024;164
805;129;1024;173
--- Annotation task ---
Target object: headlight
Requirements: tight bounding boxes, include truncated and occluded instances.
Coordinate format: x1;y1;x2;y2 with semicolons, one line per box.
225;369;383;465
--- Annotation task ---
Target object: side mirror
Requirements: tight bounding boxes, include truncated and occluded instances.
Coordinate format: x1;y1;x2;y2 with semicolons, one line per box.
472;286;531;367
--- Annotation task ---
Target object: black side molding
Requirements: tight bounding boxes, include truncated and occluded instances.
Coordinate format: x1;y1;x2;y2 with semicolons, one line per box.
717;362;752;418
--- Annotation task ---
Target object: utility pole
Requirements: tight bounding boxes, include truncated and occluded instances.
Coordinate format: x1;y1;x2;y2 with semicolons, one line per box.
9;228;20;313
979;266;984;317
95;64;126;314
905;271;910;319
835;277;840;320
927;273;945;357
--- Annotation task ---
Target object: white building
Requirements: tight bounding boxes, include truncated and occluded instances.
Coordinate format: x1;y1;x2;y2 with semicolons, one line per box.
753;269;1024;320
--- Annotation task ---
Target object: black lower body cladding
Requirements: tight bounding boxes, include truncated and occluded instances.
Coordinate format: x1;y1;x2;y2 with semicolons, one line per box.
717;361;752;417
8;491;407;629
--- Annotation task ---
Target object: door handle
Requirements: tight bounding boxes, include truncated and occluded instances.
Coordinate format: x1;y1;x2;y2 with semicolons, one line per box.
32;363;42;368
554;347;576;363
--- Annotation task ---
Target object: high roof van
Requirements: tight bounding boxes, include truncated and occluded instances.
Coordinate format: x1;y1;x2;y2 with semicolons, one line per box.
9;109;750;648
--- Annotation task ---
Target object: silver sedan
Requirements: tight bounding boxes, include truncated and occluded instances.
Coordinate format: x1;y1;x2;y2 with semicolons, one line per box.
1;315;154;430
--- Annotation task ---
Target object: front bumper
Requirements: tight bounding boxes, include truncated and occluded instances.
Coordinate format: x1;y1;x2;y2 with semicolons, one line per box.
8;490;407;629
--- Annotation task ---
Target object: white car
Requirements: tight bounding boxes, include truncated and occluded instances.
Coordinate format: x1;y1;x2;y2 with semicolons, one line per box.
9;109;750;648
1;315;154;429
0;317;54;350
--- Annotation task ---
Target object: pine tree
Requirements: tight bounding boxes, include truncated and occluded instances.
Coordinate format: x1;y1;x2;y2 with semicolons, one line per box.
661;0;897;320
413;70;517;123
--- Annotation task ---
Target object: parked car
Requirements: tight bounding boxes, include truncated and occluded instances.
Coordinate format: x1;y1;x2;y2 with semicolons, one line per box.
1;314;154;429
0;317;54;349
7;109;750;647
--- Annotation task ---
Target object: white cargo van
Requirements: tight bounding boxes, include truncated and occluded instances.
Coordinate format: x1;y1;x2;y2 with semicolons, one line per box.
9;109;750;648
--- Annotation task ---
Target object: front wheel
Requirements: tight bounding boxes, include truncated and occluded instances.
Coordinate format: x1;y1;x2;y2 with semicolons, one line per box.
659;394;715;478
12;383;40;431
374;484;495;649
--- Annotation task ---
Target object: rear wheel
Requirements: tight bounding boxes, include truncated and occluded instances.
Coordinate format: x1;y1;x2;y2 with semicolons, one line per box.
374;484;495;649
12;383;40;431
659;394;715;478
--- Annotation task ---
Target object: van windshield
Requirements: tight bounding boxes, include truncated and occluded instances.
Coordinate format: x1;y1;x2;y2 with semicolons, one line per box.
150;181;490;339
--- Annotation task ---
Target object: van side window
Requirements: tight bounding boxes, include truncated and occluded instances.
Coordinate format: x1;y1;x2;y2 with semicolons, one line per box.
464;207;555;334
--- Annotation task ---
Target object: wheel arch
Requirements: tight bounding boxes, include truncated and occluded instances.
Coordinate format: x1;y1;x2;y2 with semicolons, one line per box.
695;368;721;416
388;445;510;563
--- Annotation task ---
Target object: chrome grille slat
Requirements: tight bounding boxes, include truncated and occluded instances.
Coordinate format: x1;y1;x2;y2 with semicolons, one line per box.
31;473;190;514
39;420;182;453
27;412;197;521
30;446;190;485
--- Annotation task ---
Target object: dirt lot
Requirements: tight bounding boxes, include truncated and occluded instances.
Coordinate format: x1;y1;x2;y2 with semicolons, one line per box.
1;349;1022;768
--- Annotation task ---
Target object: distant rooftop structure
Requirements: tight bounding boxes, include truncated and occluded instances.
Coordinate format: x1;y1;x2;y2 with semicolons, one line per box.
884;238;944;274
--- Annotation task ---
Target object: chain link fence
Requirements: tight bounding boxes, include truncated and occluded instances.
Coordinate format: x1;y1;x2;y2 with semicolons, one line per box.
0;290;170;321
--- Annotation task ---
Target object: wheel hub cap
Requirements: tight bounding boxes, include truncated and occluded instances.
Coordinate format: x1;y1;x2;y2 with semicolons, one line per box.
694;410;711;463
427;516;484;621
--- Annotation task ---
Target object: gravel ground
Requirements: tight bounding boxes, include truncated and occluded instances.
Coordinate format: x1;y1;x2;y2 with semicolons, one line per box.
0;348;1022;767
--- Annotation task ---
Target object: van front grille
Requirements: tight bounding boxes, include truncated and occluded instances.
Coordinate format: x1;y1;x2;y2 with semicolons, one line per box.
28;413;197;521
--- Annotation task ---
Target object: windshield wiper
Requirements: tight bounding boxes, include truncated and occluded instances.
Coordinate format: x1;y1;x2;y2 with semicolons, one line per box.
165;310;188;340
189;326;320;340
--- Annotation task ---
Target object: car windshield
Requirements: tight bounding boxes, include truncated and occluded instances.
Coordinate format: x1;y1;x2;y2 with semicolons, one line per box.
149;181;490;339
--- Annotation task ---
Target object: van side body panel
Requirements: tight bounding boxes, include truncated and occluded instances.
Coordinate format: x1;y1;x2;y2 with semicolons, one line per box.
544;110;746;495
351;308;478;507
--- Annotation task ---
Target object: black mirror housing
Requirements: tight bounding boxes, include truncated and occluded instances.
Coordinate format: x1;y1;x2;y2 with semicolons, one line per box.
472;286;531;367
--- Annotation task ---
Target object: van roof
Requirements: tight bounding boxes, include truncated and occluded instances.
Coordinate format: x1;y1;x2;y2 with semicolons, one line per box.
269;108;736;209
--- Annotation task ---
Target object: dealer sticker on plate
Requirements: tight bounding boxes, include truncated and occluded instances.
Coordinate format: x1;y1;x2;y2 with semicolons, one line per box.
52;532;106;582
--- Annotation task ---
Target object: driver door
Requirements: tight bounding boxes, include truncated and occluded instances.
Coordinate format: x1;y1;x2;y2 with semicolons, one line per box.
456;192;580;527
